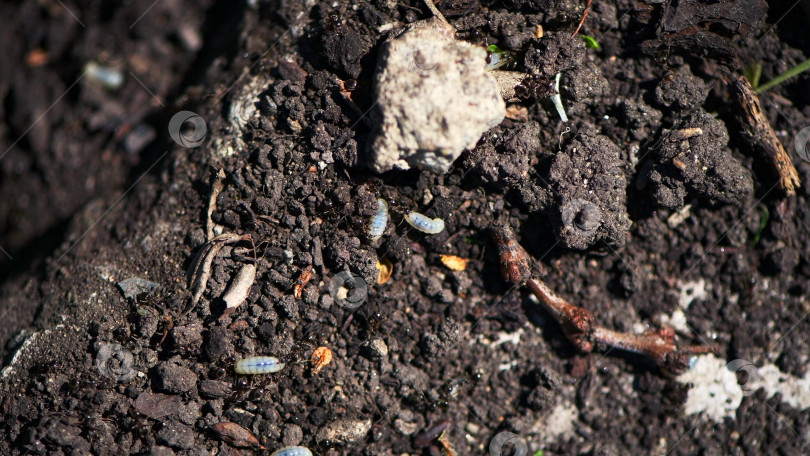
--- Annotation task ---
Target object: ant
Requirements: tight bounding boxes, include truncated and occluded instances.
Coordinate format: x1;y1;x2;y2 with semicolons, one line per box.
514;74;555;100
406;369;483;412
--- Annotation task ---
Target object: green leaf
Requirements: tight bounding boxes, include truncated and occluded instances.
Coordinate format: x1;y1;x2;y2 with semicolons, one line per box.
487;44;505;54
580;35;599;50
756;58;810;93
533;451;544;456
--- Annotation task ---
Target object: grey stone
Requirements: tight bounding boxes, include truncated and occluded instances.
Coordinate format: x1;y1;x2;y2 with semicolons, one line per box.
156;422;195;450
368;18;504;174
282;423;303;446
154;364;198;394
316;418;372;445
360;338;389;360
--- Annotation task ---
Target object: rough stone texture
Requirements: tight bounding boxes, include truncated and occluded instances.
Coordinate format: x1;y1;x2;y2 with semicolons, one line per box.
156;422;195;450
367;18;505;173
360;338;389;360
316;418;372;445
548;126;632;249
154;363;198;394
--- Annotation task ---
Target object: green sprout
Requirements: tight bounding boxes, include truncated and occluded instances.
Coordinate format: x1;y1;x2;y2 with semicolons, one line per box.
464;236;486;246
487;44;506;54
580;35;599;50
753;205;770;245
533;450;544;456
551;72;569;123
755;58;810;93
744;63;762;89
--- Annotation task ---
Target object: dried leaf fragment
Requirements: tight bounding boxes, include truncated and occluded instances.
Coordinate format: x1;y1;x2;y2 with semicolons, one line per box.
311;346;333;375
211;422;265;449
505;105;529;122
222;262;257;310
207;169;226;241
438;431;457;456
440;255;469;271
187;232;251;311
294;265;314;299
377;257;393;284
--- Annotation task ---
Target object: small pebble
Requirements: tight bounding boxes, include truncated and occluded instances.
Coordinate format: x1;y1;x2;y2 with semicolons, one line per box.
361;338;389;360
199;380;232;399
316;418;372;445
156;422;195;450
85;61;124;90
154;364;198;394
282;424;304;446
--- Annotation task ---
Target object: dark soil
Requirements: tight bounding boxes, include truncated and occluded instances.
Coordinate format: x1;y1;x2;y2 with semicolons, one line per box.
2;0;810;455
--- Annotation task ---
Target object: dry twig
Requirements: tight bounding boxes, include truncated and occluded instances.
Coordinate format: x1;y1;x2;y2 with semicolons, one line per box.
729;75;801;195
491;222;712;374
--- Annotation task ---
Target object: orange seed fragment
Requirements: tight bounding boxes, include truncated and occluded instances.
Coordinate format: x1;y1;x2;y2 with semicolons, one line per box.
440;255;469;271
311;346;333;375
377;256;393;284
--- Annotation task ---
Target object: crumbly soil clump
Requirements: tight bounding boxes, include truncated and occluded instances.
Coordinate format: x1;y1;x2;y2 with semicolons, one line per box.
1;0;810;455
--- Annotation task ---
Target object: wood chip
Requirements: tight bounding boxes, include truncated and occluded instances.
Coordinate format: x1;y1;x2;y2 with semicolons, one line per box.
505;105;529;122
672;127;703;139
294;265;314;298
440;255;469;271
729;75;800;195
667;203;693;228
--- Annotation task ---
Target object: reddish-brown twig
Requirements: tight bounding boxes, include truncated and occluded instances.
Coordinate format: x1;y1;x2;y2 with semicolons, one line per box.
527;277;594;352
490;222;712;374
571;0;593;38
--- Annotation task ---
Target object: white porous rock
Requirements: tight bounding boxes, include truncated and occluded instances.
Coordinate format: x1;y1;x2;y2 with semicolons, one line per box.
368;18;505;174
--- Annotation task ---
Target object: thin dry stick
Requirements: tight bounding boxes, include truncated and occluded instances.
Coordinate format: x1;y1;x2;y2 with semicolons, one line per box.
207;168;226;241
729;75;801;195
571;0;592;38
